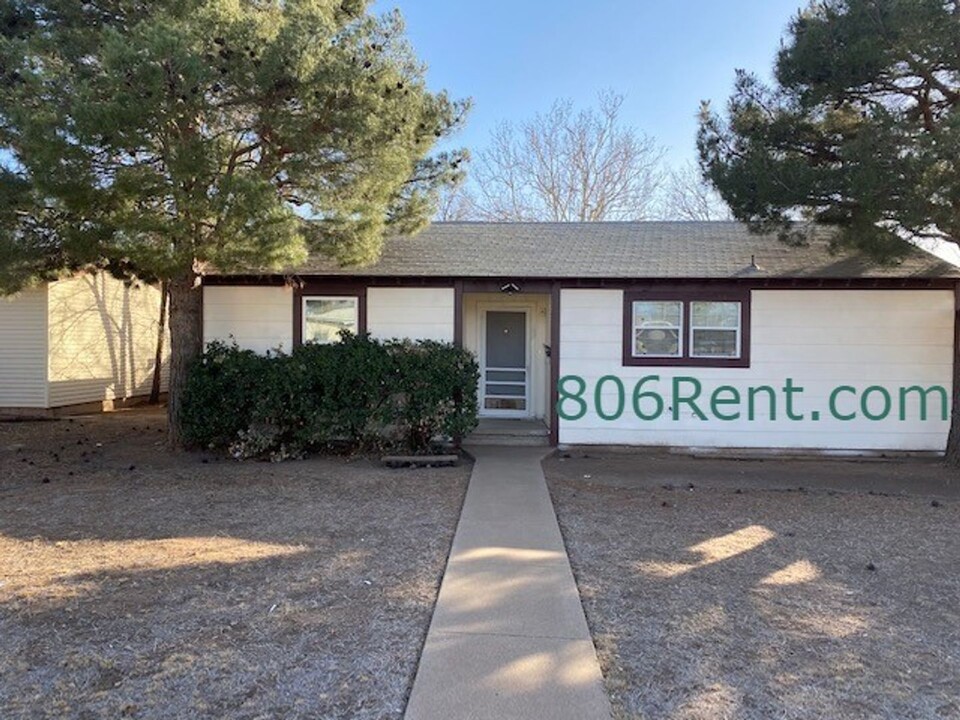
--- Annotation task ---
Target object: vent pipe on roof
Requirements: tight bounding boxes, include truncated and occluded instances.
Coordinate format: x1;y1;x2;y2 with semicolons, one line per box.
736;255;765;277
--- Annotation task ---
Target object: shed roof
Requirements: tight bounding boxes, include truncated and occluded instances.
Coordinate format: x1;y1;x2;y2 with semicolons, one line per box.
235;221;960;279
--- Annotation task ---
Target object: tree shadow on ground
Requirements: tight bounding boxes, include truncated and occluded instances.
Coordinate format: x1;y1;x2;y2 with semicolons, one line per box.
0;410;470;720
546;458;960;720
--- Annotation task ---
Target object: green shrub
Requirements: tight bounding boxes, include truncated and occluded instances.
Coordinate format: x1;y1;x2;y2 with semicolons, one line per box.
389;339;480;451
180;341;271;449
181;334;479;460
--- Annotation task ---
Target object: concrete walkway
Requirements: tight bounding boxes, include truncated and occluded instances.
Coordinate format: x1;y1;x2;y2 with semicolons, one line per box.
405;447;612;720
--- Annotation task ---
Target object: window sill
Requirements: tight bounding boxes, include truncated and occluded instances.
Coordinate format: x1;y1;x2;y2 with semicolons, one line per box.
621;354;751;369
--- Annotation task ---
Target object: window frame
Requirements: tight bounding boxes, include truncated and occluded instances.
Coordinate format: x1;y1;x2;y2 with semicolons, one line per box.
689;300;742;360
301;294;360;345
631;299;684;359
622;289;751;368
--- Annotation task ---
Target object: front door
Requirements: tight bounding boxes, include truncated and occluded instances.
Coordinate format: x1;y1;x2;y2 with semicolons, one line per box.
481;310;529;417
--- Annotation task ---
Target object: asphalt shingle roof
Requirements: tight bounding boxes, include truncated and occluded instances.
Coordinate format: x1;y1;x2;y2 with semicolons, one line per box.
254;222;960;279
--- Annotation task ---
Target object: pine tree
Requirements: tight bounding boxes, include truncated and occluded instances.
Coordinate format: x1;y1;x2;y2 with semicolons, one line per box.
0;0;468;445
699;0;960;463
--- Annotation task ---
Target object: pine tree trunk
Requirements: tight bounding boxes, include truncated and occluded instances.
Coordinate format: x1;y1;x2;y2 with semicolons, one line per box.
167;271;203;449
149;280;168;405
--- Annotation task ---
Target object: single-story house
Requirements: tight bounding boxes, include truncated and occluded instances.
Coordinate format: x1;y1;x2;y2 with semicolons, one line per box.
0;273;169;415
203;222;960;454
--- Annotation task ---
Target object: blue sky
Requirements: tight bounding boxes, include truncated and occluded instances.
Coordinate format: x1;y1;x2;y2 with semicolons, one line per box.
374;0;806;169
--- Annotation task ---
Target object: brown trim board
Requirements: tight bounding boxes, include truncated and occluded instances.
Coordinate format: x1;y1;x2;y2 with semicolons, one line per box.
953;281;960;442
453;280;464;348
203;274;958;291
549;282;561;447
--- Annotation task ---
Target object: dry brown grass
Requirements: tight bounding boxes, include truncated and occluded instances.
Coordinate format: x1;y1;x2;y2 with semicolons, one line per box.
0;408;469;720
544;451;960;720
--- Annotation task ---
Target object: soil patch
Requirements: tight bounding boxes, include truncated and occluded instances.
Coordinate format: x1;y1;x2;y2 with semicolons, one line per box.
1;408;469;719
545;451;960;720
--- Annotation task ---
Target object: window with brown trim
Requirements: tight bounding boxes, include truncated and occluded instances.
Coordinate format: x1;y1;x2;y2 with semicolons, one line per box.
302;295;359;344
622;290;751;367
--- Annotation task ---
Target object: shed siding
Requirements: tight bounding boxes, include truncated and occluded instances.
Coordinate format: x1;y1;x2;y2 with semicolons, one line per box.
559;289;953;451
0;287;48;408
203;285;293;354
367;287;455;342
47;274;169;408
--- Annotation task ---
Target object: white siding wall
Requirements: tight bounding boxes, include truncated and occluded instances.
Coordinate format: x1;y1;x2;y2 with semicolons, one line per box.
47;274;169;407
367;287;455;342
559;289;954;451
0;287;48;408
203;285;293;354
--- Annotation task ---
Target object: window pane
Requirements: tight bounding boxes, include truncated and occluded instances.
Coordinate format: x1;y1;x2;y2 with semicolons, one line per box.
691;328;738;357
486;383;526;397
304;298;358;344
486;370;526;382
634;300;681;328
635;328;681;357
633;300;682;357
485;397;526;411
691;301;739;328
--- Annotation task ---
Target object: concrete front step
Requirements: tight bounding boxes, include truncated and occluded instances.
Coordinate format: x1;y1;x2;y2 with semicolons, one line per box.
465;433;550;447
465;418;551;447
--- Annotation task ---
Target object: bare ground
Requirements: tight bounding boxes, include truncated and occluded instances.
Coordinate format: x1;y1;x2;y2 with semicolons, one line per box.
544;450;960;720
0;408;469;720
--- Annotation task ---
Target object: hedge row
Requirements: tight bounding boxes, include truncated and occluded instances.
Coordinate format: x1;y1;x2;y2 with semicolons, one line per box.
181;335;479;460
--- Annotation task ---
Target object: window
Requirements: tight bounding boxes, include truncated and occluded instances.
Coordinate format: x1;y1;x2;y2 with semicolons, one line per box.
302;296;358;344
690;301;740;358
623;290;750;367
633;300;683;358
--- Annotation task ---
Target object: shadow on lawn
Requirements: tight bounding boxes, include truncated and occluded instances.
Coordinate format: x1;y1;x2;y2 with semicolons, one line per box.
0;411;470;720
547;467;960;720
0;546;426;720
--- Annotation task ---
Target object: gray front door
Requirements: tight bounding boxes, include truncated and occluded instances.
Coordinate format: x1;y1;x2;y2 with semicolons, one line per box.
482;310;528;416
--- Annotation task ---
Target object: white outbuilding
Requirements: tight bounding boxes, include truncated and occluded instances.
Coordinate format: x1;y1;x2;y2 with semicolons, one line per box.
0;273;168;415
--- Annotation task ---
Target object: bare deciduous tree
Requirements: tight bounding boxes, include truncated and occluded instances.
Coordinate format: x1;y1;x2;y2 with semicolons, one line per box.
660;162;732;221
471;91;664;221
434;183;477;222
